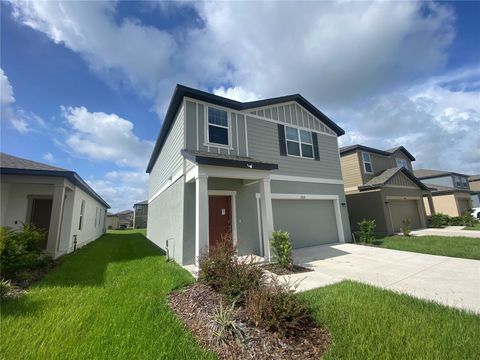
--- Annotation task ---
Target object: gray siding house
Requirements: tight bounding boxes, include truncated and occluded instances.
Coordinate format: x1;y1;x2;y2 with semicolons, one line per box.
146;85;351;266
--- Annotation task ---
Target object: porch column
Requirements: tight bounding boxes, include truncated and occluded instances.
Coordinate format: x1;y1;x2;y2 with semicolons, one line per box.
427;193;435;215
260;177;274;262
46;184;66;257
195;175;209;266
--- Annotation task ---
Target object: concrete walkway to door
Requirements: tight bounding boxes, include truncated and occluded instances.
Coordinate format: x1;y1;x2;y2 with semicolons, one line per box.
282;243;480;313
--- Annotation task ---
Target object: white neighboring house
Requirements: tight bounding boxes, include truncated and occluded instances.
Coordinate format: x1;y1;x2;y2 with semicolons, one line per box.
0;152;110;258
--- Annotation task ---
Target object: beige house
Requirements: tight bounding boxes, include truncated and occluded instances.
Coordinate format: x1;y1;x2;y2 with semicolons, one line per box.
0;153;110;258
340;145;431;235
106;212;119;230
414;170;473;217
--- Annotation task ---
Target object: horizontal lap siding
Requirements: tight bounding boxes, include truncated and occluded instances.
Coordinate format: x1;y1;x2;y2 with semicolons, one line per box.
247;116;342;179
340;152;363;190
149;104;184;198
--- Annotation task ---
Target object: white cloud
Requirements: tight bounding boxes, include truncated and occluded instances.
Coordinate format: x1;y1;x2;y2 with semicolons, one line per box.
87;170;148;213
213;86;259;102
43;152;55;162
0;68;15;105
61;106;154;168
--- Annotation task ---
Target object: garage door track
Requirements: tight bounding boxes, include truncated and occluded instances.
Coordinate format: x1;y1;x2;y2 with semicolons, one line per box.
283;243;480;313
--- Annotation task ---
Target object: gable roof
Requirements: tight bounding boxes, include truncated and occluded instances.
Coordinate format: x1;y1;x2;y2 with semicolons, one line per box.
423;183;473;195
0;152;110;208
339;144;415;161
146;84;345;173
358;167;429;191
413;169;469;180
134;200;148;206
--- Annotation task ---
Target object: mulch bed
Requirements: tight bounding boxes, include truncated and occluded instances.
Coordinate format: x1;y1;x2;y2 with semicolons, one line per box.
169;283;330;359
262;263;313;275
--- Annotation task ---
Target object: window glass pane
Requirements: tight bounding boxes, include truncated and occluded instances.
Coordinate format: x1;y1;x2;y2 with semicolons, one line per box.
286;126;299;141
365;163;373;173
300;130;312;144
362;152;370;162
208;108;228;127
301;144;314;158
208;125;229;145
286;141;300;156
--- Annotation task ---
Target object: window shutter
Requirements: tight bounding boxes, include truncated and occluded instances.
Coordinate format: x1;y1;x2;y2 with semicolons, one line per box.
312;132;320;161
278;124;287;156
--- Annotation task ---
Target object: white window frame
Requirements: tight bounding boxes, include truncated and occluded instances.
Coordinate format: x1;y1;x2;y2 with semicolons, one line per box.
362;152;373;174
205;106;232;148
79;199;85;230
396;158;408;168
284;125;314;159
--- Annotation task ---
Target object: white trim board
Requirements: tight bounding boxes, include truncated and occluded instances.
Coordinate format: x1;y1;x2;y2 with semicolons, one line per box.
270;174;343;185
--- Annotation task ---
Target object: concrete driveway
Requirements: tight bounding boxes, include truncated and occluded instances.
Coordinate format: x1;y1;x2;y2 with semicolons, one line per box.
284;243;480;313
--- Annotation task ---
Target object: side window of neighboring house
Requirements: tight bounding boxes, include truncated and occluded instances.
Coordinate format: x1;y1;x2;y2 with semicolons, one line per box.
207;107;229;146
94;207;98;228
362;152;373;173
396;158;408;168
79;200;85;230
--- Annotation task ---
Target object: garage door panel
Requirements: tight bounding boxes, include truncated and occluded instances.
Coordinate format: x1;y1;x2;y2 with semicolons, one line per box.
272;199;338;248
390;200;421;232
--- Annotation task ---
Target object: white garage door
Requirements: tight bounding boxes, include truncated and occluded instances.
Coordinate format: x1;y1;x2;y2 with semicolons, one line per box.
272;199;340;249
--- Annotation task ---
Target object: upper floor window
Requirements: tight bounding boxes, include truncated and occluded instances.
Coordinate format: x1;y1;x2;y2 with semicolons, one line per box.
207;107;229;146
285;126;314;159
461;177;469;189
362;152;373;173
396;158;408;169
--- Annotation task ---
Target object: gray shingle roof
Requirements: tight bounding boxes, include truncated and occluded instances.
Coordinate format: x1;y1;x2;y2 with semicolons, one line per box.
424;183;473;194
358;167;429;191
339;144;415;161
469;175;480;182
413;169;470;179
134;200;148;205
0;152;68;172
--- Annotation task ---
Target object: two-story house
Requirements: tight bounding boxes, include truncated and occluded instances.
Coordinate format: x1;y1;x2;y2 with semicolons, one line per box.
146;85;351;266
468;175;480;208
133;200;148;229
339;145;430;235
413;170;473;216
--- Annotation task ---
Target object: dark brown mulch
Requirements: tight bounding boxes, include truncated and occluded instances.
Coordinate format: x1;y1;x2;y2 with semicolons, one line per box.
9;259;59;290
262;263;313;275
168;283;330;360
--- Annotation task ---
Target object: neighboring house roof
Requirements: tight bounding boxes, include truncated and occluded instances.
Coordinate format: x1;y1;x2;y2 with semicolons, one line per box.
146;84;345;173
181;149;279;171
358;167;429;191
107;212;117;216
413;169;469;179
134;200;148;206
424;183;473;195
0;152;110;208
116;210;133;215
468;175;480;182
339;144;415;161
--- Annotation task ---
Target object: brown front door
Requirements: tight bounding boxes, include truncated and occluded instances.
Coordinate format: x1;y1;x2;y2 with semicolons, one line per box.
208;196;232;248
30;199;53;249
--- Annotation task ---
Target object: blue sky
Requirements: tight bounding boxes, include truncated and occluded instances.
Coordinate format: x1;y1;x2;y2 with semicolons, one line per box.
1;1;479;212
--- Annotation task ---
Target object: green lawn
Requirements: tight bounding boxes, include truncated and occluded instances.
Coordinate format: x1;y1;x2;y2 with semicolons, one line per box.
302;281;480;359
0;230;214;360
464;223;480;230
371;235;480;259
2;231;479;359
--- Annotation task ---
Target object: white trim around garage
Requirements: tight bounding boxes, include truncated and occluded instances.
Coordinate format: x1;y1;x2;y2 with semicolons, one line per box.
255;192;345;244
208;190;238;247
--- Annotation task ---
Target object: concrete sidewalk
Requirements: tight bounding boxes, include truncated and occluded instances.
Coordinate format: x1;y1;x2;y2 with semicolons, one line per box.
280;243;480;313
410;226;480;238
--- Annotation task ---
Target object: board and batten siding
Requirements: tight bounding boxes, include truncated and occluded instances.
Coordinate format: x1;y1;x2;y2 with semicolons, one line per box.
387;172;418;188
149;104;185;198
247;116;342;179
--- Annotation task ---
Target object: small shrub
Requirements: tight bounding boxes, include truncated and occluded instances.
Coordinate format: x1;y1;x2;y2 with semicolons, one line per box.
211;300;245;342
270;230;293;269
459;211;476;227
401;218;411;236
0;224;45;278
428;213;450;228
198;233;263;304
245;277;312;337
357;219;376;243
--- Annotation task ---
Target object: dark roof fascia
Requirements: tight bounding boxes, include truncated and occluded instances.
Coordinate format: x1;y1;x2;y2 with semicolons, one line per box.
0;168;110;208
181;150;278;171
339;144;415;161
146;84;344;173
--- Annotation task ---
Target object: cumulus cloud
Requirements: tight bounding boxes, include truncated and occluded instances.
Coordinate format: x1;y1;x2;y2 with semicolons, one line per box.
61;106;154;168
213;86;259;102
0;68;15;105
43;152;55;162
87;170;149;213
